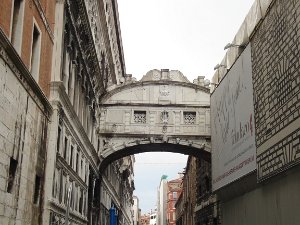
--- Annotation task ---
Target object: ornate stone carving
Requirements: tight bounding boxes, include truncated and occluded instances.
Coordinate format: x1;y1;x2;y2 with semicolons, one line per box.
160;85;170;97
134;111;146;124
161;110;169;124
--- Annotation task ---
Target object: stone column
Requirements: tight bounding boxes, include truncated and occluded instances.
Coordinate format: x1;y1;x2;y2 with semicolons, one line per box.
51;0;67;82
42;104;60;224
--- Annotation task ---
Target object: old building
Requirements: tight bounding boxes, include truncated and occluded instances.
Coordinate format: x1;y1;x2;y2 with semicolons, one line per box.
0;0;54;224
166;177;182;225
0;0;134;224
132;196;140;225
175;156;197;225
194;158;219;225
100;156;135;225
150;210;157;225
157;175;168;225
140;213;150;225
211;0;300;224
45;0;133;224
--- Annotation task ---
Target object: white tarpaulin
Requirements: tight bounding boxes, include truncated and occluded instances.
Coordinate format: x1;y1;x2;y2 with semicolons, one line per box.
211;44;256;191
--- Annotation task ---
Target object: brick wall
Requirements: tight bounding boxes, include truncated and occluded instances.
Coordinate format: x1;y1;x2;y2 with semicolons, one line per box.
0;0;55;96
251;0;300;180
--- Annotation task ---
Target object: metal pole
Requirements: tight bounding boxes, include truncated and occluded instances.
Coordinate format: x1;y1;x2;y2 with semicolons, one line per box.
65;183;73;225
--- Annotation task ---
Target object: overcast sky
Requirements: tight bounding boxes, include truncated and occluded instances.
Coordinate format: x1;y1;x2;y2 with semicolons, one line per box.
117;0;255;213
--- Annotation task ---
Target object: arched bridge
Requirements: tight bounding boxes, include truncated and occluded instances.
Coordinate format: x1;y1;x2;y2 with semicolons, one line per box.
98;69;211;172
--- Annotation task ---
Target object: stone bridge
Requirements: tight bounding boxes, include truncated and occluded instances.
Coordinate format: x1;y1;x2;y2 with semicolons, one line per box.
97;69;211;172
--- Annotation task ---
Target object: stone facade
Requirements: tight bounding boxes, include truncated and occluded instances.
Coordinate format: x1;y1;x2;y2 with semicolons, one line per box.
0;30;52;224
98;69;211;172
0;0;53;223
45;0;132;225
175;156;197;225
100;156;134;225
0;0;134;224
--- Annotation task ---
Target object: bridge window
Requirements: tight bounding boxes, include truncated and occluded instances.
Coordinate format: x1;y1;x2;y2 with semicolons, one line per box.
183;112;196;124
134;111;146;123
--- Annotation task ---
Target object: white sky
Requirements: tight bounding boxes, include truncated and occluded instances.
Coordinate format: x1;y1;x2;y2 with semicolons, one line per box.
117;0;255;213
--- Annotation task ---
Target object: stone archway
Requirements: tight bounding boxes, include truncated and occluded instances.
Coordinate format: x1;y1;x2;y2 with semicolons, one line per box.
97;69;211;171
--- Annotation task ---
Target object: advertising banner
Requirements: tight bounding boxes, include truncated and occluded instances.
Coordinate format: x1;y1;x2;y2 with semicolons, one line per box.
211;44;256;191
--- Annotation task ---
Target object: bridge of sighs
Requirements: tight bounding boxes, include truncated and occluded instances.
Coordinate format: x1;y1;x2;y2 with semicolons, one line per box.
97;69;211;172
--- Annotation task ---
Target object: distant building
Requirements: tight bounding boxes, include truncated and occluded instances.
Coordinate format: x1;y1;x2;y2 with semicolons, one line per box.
140;213;150;225
194;157;219;225
150;211;157;225
132;196;140;225
175;156;197;225
167;177;183;225
157;175;168;225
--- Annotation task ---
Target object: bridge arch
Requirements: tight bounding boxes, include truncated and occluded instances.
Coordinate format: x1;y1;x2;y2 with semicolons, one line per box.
97;69;211;172
99;140;211;173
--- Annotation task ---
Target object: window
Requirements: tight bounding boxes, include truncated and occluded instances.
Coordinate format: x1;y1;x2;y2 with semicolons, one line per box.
134;111;146;123
76;151;79;172
205;176;210;192
30;24;41;81
56;127;61;153
81;159;83;177
173;192;177;199
33;175;41;204
11;0;24;53
183;112;196;124
79;189;83;213
63;137;68;159
7;158;18;193
97;137;100;153
70;146;74;167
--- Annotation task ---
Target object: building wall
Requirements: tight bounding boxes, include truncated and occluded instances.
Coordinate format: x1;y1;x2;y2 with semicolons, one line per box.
157;176;168;225
44;0;132;224
167;178;182;225
175;156;197;225
0;0;55;96
194;158;219;225
100;156;134;225
213;0;300;224
222;167;300;225
132;196;140;225
0;26;52;225
252;0;300;182
0;0;54;224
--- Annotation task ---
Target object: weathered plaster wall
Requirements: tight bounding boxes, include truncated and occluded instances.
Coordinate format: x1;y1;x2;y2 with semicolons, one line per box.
0;43;49;224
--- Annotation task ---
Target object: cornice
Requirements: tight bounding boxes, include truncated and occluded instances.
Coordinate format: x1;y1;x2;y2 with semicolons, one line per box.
100;80;210;104
49;199;88;223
